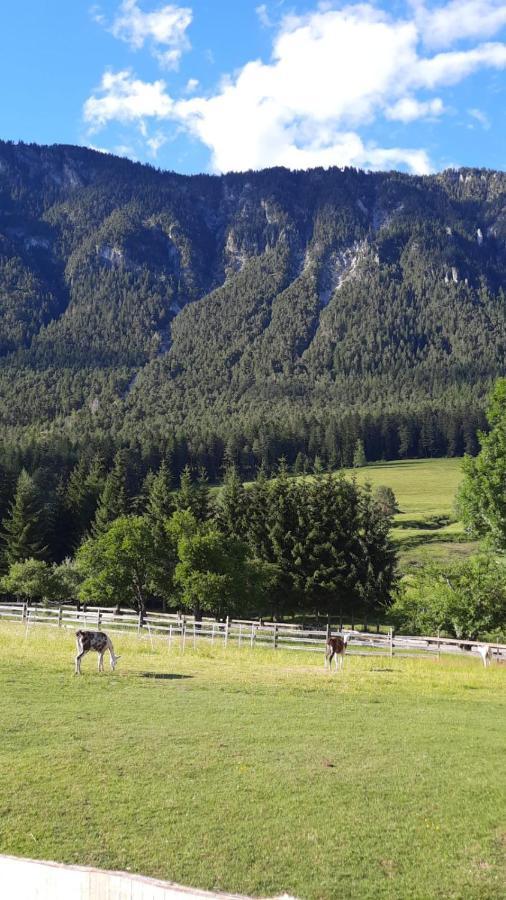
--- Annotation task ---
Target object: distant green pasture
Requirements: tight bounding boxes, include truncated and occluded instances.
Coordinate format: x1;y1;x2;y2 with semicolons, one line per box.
0;625;504;899
340;458;478;570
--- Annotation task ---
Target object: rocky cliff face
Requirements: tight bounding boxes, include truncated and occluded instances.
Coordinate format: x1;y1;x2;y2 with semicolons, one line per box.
0;140;504;442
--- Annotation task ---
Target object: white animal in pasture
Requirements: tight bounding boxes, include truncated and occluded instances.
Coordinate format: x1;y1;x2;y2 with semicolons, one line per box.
325;633;351;672
476;643;493;667
75;630;120;674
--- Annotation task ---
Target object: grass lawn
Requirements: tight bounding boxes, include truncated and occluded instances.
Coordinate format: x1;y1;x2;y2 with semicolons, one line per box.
344;458;479;571
1;624;504;899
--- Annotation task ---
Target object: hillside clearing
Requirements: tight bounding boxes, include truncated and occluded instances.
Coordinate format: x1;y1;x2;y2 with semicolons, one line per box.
0;624;504;900
344;458;477;569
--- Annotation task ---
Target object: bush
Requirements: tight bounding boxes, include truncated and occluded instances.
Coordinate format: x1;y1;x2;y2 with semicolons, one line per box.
391;555;506;639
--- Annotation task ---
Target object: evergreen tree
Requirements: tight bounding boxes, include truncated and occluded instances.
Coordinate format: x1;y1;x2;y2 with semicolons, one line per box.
174;465;200;517
66;456;105;545
2;470;48;565
92;451;128;535
146;460;173;526
214;465;248;539
194;467;212;522
458;378;506;549
247;465;272;560
353;439;367;468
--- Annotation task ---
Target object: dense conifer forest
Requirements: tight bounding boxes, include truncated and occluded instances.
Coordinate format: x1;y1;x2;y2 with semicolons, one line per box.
0;141;504;479
0;141;505;618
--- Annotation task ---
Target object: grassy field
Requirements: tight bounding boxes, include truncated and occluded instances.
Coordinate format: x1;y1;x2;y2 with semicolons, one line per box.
1;624;504;899
345;458;478;570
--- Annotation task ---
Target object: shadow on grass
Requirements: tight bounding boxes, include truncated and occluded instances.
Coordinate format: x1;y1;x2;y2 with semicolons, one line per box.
396;517;451;530
398;532;466;549
139;672;193;680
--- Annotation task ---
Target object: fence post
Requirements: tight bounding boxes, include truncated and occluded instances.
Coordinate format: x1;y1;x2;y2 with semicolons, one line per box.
168;623;173;653
437;628;441;662
250;623;255;649
274;623;278;650
181;618;186;653
193;621;196;650
389;627;393;658
238;623;242;648
326;622;331;640
97;609;102;630
58;606;62;628
137;610;143;636
225;616;229;648
22;602;27;624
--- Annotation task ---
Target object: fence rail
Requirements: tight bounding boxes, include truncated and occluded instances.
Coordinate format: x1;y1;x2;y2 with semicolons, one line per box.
0;603;504;660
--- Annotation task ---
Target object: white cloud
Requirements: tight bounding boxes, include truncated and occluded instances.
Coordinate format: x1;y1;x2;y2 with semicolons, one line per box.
468;106;491;127
413;0;506;49
256;5;273;29
83;69;173;130
84;2;506;173
184;77;199;94
105;1;192;69
146;132;168;155
413;41;506;87
386;96;445;121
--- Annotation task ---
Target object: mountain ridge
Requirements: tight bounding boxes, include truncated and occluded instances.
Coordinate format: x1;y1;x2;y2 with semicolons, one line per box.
0;139;504;467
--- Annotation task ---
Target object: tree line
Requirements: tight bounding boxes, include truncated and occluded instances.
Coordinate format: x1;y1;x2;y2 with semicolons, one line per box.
0;460;397;622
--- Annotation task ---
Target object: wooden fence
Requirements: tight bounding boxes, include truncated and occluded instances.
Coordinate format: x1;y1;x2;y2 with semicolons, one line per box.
0;603;504;661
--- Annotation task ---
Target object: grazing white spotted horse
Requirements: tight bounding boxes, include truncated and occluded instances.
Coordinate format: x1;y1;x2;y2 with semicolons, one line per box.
75;630;120;674
477;643;493;667
325;633;351;672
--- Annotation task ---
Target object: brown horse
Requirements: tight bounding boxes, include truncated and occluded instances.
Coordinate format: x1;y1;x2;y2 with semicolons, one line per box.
325;633;350;672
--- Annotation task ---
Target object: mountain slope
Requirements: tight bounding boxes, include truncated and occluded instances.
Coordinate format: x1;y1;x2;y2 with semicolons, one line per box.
0;140;504;460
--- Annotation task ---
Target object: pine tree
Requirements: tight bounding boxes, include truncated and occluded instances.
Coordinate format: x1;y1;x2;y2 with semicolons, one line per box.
3;470;48;565
146;460;173;526
175;465;200;517
267;459;299;613
93;451;128;535
353;439;367;468
215;465;248;539
194;467;212;522
66;456;105;545
246;465;272;559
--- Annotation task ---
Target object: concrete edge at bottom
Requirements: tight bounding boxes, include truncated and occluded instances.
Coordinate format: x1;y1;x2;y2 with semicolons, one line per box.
0;854;297;900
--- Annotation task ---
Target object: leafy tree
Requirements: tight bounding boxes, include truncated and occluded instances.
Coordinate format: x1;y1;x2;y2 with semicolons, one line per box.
170;509;270;619
457;379;506;549
2;470;48;565
77;516;160;616
391;555;506;639
373;485;399;517
0;558;56;604
52;558;83;603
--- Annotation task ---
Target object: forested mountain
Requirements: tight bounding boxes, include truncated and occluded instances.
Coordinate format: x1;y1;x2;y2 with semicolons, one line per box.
0;139;505;475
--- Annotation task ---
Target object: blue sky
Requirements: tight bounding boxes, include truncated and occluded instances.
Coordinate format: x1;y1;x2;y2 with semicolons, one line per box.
1;1;505;175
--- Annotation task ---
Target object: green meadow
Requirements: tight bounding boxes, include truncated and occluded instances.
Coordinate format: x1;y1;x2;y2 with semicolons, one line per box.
0;625;504;900
342;458;477;570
